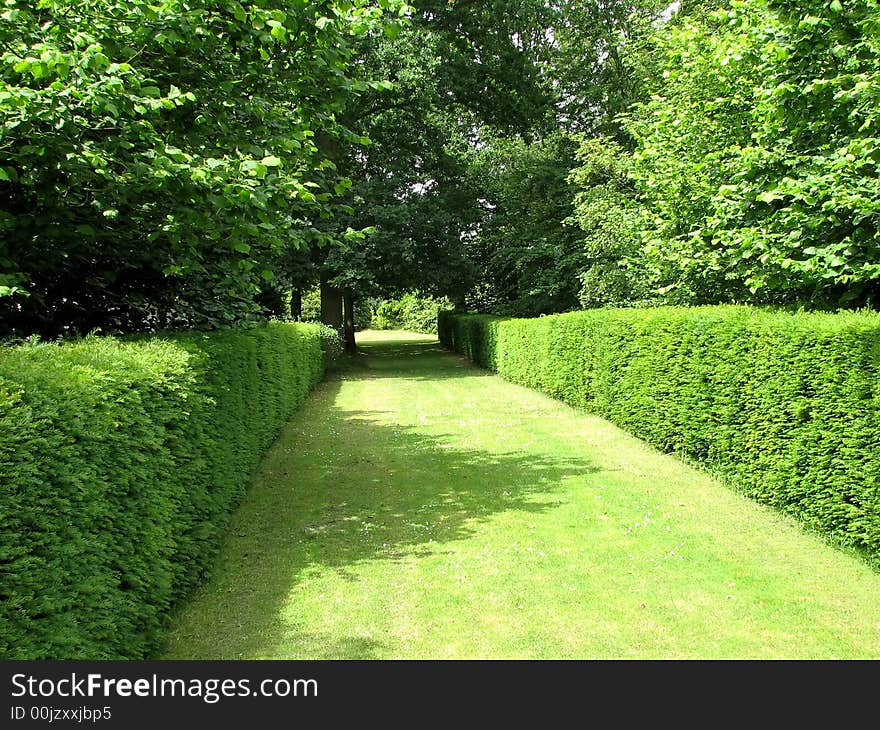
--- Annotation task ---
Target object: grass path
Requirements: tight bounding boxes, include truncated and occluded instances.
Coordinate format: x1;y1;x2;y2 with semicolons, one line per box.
162;331;880;659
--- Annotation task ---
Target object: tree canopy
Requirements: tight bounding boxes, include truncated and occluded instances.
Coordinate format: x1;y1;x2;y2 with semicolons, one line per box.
0;0;410;336
3;0;880;339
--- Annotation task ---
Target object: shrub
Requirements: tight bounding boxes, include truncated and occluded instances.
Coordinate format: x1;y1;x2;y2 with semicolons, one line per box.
300;287;322;323
439;307;880;564
372;293;453;334
317;323;346;365
0;322;323;659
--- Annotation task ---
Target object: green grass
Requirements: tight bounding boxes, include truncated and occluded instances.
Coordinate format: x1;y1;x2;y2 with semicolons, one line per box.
162;330;880;659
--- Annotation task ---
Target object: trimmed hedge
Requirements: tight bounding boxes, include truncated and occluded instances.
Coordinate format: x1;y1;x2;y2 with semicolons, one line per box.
439;307;880;564
0;322;323;659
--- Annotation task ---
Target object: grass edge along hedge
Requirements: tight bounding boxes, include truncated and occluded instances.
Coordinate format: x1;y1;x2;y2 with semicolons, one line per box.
439;307;880;566
0;322;323;659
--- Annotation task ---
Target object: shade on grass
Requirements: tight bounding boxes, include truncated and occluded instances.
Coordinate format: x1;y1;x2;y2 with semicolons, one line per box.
163;331;880;659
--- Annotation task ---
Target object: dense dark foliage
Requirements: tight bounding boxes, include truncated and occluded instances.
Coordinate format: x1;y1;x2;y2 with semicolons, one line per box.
0;0;409;337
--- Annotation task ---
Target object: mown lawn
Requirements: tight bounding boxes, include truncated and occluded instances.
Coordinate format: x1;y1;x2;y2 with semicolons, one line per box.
162;330;880;659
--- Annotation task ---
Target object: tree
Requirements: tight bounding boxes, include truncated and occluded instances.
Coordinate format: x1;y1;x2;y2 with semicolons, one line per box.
318;1;559;344
621;0;762;303
0;0;410;337
467;132;586;315
612;0;880;307
545;0;665;138
707;0;880;306
568;136;650;307
452;0;665;315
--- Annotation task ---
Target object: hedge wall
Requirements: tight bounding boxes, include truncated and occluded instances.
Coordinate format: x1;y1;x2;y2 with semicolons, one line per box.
0;322;323;659
439;307;880;564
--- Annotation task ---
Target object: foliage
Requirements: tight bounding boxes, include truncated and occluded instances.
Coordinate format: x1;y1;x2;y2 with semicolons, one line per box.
300;287;322;323
8;0;880;329
320;0;566;311
316;322;346;364
440;308;880;565
0;0;410;337
371;292;453;334
546;0;665;137
567;136;652;307
441;2;666;316
708;0;880;306
353;298;374;330
409;0;557;135
609;0;880;307
446;0;880;312
320;27;478;305
619;1;762;303
0;322;323;658
467;132;586;316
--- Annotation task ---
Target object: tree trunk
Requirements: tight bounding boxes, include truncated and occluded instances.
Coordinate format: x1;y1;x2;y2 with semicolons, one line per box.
453;292;467;312
290;289;302;321
343;288;357;354
320;273;343;332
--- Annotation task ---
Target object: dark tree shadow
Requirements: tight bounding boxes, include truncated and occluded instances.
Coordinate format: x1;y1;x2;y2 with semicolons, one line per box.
161;335;597;659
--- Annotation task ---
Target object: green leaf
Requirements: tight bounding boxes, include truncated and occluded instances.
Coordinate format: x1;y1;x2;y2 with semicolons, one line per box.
267;20;287;40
